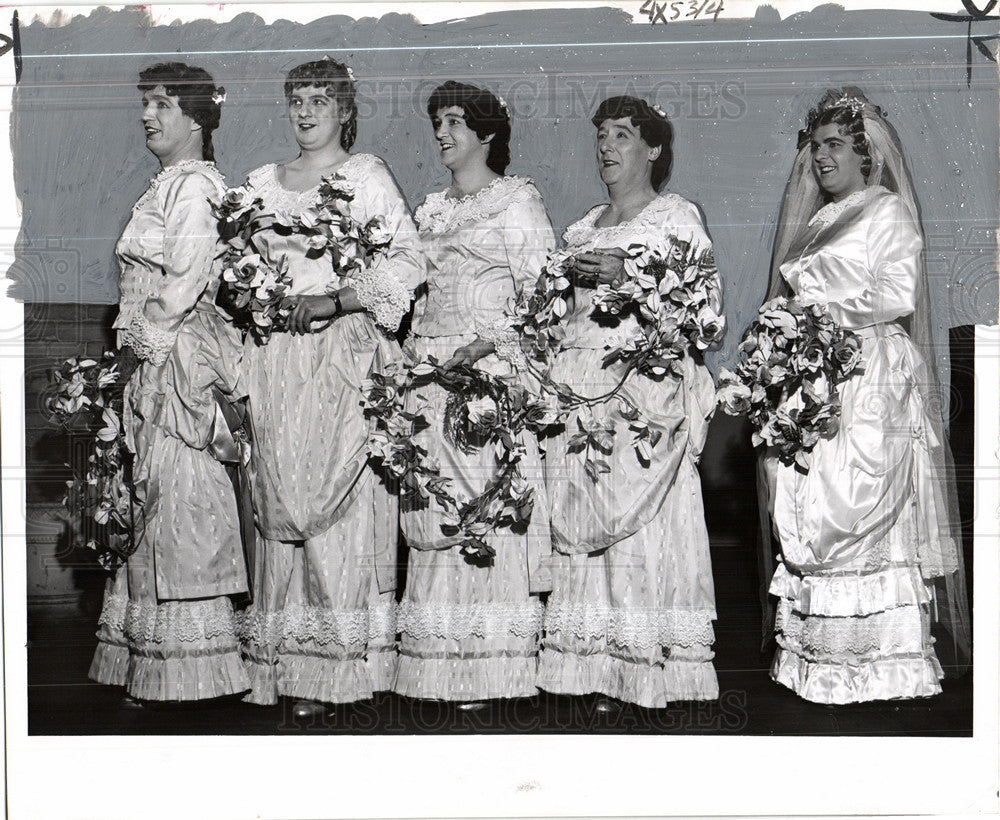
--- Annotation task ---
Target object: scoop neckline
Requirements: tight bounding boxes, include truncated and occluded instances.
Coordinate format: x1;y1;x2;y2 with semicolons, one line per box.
591;193;665;230
271;153;360;194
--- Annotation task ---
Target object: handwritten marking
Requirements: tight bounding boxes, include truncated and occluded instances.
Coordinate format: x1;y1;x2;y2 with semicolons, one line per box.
641;0;723;24
930;0;999;86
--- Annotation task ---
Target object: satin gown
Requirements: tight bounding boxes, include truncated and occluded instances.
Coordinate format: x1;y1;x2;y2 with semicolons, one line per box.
394;175;555;701
235;154;424;705
536;193;721;707
764;186;949;704
89;160;250;701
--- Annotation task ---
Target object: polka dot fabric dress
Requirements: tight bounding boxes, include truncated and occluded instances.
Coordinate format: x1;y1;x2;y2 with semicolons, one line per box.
537;194;721;707
394;176;555;701
89;161;250;701
236;154;424;705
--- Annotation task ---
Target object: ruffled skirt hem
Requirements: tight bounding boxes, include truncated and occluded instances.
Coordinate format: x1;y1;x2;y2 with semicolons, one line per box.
536;649;719;706
243;650;398;705
89;640;130;687
89;638;251;702
771;647;943;704
393;653;539;701
769;561;930;618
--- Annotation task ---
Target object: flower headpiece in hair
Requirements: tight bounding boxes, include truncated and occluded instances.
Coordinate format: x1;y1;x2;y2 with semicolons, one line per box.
497;93;510;117
797;88;886;148
212;87;227;105
650;103;667;119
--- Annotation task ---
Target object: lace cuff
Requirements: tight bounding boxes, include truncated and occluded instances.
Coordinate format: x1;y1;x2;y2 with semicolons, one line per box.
477;317;526;369
120;314;175;366
336;261;413;333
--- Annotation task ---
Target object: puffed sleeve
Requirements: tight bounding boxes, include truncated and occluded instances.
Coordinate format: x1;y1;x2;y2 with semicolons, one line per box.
834;192;921;328
121;170;221;365
339;157;424;332
477;187;556;365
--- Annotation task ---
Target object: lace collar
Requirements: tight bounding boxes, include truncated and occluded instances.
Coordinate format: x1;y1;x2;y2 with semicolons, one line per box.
133;159;220;211
808;186;879;228
249;153;378;214
415;175;538;234
563;192;685;247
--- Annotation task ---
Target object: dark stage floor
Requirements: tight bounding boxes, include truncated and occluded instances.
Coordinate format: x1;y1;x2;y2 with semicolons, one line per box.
26;530;973;737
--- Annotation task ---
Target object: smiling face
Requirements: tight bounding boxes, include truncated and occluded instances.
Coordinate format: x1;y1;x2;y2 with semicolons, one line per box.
287;84;347;151
141;86;201;164
810;123;867;201
431;106;490;174
595;117;659;191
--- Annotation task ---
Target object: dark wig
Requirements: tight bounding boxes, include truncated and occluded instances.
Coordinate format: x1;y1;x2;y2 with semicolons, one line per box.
427;81;511;175
591;95;673;189
799;88;883;180
284;58;358;151
138;62;223;162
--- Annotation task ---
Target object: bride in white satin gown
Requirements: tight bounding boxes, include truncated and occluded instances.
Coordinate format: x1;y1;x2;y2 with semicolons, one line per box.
761;88;971;704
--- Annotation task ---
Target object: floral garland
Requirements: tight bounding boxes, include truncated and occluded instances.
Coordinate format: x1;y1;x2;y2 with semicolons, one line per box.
715;297;863;470
47;353;135;570
362;358;556;564
512;236;724;474
214;173;392;342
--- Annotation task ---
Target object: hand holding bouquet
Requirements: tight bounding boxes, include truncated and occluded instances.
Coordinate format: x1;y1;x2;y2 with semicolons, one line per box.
716;297;863;470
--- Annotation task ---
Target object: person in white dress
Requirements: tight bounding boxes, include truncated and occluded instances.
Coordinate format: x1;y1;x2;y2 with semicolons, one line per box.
393;81;555;707
537;96;721;709
89;62;251;702
760;88;972;704
234;58;423;718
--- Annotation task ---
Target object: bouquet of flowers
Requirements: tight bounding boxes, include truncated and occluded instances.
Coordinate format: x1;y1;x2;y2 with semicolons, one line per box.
716;297;863;470
593;237;725;377
361;358;557;564
46;353;135;570
512;236;723;474
214;174;392;343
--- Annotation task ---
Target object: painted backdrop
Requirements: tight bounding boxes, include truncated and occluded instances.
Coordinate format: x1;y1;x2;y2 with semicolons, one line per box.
9;4;997;375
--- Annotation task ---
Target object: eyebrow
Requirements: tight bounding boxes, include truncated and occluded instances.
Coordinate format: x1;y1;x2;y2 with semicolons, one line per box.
598;122;638;134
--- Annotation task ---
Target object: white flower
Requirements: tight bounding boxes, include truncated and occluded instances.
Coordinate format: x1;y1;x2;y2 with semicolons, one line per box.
366;218;393;247
466;396;498;428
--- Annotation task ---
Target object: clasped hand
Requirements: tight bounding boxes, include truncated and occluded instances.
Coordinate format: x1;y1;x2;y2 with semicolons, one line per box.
442;338;495;370
568;248;628;289
283;294;339;335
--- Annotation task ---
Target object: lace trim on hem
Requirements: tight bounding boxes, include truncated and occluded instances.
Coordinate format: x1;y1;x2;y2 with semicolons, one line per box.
236;600;397;647
341;260;413;333
415;176;538;233
543;600;716;648
121;314;175;365
397;599;543;641
97;593;238;644
774;597;930;661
